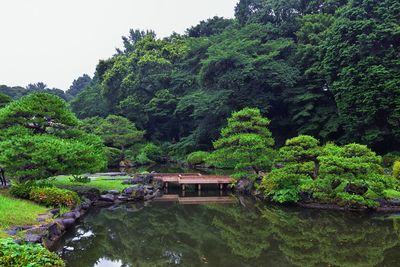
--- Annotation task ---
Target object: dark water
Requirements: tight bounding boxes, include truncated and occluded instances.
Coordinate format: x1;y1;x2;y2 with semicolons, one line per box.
56;196;400;267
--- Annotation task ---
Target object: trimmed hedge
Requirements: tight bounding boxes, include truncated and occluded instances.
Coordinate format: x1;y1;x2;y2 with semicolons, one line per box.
0;238;65;267
30;187;80;208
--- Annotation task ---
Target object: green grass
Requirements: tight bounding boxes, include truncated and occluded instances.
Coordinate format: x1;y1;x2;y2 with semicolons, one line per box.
0;191;48;238
52;176;131;192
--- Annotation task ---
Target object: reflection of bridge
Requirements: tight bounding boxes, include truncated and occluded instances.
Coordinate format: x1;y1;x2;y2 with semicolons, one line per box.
154;194;237;205
153;173;234;191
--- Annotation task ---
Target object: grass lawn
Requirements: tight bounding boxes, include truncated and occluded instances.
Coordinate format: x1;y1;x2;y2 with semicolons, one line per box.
52;176;131;192
0;191;48;238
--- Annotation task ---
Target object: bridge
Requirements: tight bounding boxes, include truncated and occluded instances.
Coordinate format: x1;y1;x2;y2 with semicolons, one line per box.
153;173;233;191
154;194;237;205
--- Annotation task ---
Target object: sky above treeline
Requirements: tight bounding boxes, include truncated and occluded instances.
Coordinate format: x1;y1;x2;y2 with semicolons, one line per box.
0;0;237;90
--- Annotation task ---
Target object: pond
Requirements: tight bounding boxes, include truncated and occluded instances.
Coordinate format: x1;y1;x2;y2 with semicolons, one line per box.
55;196;400;267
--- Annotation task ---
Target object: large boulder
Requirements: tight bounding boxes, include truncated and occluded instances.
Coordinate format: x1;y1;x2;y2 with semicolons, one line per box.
122;185;145;200
235;178;253;195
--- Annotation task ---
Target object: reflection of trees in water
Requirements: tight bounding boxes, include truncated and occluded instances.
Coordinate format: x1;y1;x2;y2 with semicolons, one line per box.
59;201;400;267
206;201;273;260
258;206;399;267
60;202;273;267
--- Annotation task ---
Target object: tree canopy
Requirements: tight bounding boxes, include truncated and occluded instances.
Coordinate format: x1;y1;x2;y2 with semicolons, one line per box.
0;93;106;181
64;0;399;156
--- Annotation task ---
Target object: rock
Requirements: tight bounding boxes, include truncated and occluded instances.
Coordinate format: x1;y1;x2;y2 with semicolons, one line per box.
152;180;163;190
61;218;76;228
144;194;155;201
57;185;101;201
235;178;253;194
123;174;154;185
386;199;400;206
144;185;154;190
299;192;312;203
122;185;140;195
108;190;120;195
25;234;42;243
99;194;116;202
120;160;133;168
49;208;60;215
63;212;79;219
117;196;129;202
345;183;368;195
37;213;53;222
79;202;91;210
47;223;63;241
123;185;145;200
5;229;18;236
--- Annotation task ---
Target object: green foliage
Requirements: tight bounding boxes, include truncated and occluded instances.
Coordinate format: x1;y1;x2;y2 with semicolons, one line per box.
137;143;163;163
0;93;106;181
9;180;54;199
29;187;80;208
393;161;400;179
66;74;92;97
14;0;400;156
187;151;210;165
69;175;90;184
0;93;12;108
324;0;400;151
261;135;398;207
104;147;123;167
383;189;400;199
209;108;275;178
0;238;65;267
0;93;78;134
0;133;106;181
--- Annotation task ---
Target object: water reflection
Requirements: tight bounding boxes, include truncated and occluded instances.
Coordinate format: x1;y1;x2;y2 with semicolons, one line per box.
56;198;400;267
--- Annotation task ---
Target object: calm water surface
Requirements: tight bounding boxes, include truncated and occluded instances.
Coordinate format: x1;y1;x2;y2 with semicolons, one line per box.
55;195;400;267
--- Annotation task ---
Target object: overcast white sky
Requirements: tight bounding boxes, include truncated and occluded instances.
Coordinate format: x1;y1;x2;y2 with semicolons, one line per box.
0;0;238;90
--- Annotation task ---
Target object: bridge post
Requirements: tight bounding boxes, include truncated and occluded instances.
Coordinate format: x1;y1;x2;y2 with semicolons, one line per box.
219;184;223;190
165;182;168;189
182;184;186;191
198;184;201;191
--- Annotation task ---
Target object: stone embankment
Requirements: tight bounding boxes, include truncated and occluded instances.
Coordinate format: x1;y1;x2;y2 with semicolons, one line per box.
5;174;162;248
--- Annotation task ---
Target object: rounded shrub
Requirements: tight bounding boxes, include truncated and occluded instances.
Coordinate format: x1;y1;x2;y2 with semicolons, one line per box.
394;161;400;179
0;238;65;267
29;187;80;208
187;151;210;165
10;180;54;199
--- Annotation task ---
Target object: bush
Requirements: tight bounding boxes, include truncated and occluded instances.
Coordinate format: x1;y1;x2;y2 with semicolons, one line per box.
141;143;163;162
382;152;400;168
104;147;122;167
0;238;65;267
383;189;400;199
393;161;400;178
187;151;210;165
29;187;80;208
68;175;90;184
135;152;152;165
9;180;54;199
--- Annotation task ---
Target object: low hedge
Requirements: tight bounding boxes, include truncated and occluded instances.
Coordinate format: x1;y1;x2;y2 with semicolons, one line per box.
0;238;65;267
9;180;54;199
30;187;80;208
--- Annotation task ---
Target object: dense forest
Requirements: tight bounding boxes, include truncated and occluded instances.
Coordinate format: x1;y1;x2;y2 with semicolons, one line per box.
1;0;399;157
